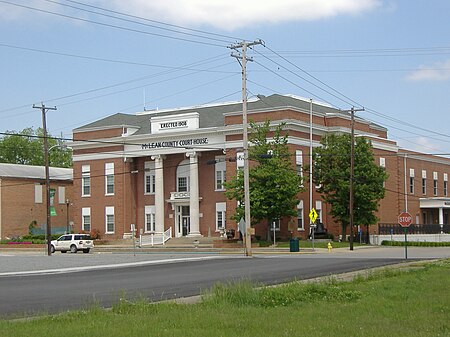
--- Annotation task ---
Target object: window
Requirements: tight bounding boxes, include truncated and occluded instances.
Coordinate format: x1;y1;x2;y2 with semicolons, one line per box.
380;157;386;187
433;172;438;196
215;156;226;190
315;200;322;223
144;205;156;232
409;169;415;194
444;174;448;197
82;207;91;232
105;206;115;233
216;202;226;231
34;184;43;204
296;150;303;186
58;186;65;204
105;163;114;195
144;161;156;194
297;200;304;230
82;165;91;197
422;170;427;195
236;152;244;169
178;177;189;192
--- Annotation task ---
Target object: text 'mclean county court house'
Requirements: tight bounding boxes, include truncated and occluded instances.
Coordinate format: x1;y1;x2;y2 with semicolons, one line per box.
71;94;450;240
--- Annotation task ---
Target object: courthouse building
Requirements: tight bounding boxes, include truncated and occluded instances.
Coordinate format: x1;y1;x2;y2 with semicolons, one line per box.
71;94;450;240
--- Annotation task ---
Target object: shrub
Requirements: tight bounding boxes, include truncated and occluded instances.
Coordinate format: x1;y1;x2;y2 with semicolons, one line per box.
381;240;450;247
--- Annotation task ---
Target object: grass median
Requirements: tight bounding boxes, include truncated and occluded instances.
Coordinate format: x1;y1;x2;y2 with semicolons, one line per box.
1;259;449;337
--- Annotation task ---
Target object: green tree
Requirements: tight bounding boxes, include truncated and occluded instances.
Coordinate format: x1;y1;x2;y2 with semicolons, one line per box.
0;127;72;168
312;134;388;240
224;121;304;233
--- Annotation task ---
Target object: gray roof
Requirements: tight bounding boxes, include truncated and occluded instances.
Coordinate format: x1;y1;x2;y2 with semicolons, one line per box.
0;163;73;181
74;94;385;134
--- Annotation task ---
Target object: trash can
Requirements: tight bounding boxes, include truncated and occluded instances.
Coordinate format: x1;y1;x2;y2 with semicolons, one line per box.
289;238;299;252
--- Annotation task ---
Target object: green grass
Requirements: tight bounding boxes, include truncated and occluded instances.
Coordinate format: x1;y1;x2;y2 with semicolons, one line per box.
1;260;449;337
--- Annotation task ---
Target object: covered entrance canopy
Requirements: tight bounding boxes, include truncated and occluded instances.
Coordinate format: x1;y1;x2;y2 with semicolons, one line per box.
420;198;450;225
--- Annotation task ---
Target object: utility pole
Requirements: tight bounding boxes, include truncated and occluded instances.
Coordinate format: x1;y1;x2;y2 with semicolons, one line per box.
33;103;57;256
346;107;364;251
230;39;263;257
309;99;314;251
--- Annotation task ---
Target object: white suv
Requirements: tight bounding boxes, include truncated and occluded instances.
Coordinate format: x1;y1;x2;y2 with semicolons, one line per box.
50;234;94;254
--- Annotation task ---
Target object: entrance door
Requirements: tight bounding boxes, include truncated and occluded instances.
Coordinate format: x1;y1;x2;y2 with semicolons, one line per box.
176;205;190;237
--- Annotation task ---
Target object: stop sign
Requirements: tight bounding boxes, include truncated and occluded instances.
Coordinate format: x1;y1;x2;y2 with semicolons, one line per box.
398;212;412;227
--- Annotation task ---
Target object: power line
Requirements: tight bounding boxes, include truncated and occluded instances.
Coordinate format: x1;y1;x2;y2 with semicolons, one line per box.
0;43;237;72
58;0;244;42
0;53;230;114
257;45;450;142
0;0;226;47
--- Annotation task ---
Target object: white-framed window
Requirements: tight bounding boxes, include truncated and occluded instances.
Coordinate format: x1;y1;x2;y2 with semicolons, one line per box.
82;165;91;197
176;159;190;192
433;172;438;196
144;205;156;232
178;177;189;192
315;200;322;223
215;156;226;191
82;207;91;232
422;170;427;195
409;169;415;194
34;184;43;204
216;202;226;231
144;161;156;194
105;206;115;234
444;173;448;196
296;150;303;175
105;163;114;195
236;152;244;169
58;186;65;204
380;157;386;187
297;200;304;231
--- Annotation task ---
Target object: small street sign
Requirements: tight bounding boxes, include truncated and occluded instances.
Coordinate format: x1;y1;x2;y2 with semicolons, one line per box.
309;208;318;224
398;212;412;227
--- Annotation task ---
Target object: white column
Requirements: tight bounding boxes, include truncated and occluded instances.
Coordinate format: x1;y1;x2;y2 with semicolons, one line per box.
151;155;165;233
186;151;201;236
439;207;444;225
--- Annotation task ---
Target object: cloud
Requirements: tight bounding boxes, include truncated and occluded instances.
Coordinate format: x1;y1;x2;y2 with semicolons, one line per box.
104;0;382;30
406;59;450;82
397;137;443;155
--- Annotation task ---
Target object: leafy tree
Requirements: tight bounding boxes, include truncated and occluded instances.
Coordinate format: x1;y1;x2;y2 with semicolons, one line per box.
0;127;72;168
224;121;304;233
312;134;388;240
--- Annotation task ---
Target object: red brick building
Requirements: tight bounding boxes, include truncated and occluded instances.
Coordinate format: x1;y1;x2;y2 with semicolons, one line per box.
0;163;73;239
70;94;450;241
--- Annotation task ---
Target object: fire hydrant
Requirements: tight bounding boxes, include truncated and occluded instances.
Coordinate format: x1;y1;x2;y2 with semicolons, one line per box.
327;242;333;253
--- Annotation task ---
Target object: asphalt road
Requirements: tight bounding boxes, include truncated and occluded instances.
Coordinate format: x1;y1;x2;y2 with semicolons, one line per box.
0;247;448;318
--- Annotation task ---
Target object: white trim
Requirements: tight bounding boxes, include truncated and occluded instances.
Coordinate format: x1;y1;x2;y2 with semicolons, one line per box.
105;206;115;234
144;205;156;233
215;156;226;191
82;207;91;232
215;202;226;231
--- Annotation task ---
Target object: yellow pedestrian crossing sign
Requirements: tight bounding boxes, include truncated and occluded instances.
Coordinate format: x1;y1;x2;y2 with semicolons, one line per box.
309;208;318;224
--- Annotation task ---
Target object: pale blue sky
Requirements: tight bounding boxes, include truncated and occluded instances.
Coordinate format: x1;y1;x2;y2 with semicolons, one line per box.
0;0;449;155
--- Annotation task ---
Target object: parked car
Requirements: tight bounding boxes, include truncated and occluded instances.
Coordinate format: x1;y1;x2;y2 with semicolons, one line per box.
50;234;94;253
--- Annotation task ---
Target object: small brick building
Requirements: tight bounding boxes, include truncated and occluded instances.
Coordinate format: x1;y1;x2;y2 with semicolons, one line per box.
70;94;450;241
0;163;73;239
